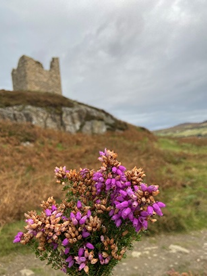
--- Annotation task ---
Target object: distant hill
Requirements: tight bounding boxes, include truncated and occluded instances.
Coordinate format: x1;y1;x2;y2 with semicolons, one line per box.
154;120;207;137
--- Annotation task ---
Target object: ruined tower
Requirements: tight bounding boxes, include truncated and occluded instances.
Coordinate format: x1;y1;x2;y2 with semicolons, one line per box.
12;55;62;95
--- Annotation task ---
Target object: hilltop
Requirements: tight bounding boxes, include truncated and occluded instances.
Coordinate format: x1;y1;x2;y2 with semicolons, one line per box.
0;89;128;134
154;120;207;137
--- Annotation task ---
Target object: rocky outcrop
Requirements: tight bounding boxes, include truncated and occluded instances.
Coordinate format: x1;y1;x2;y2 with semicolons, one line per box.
0;90;127;134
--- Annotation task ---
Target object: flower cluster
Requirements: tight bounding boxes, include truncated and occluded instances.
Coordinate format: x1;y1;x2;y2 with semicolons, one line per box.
14;149;165;276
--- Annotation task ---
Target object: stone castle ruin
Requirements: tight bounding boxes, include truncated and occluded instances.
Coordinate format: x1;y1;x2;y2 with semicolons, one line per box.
12;55;62;95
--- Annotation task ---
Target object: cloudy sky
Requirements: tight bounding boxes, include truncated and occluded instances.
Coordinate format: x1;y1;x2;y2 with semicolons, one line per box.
0;0;207;130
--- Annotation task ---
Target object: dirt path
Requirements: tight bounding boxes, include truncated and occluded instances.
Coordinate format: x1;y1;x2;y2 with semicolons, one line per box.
0;229;207;276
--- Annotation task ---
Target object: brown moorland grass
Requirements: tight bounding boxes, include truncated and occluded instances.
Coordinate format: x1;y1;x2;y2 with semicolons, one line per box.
0;120;206;234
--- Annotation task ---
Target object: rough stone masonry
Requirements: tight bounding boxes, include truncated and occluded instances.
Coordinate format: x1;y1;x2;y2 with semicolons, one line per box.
12;55;62;95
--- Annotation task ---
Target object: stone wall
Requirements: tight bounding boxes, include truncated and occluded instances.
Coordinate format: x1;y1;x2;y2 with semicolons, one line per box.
12;56;62;95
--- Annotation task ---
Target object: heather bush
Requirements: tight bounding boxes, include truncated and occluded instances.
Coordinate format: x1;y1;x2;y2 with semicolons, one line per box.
14;149;165;275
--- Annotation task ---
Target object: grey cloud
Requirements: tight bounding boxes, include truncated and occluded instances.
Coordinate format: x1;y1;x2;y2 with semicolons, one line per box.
0;0;207;130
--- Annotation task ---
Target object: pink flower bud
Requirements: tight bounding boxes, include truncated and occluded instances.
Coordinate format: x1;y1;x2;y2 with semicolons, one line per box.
147;206;154;215
79;263;86;271
87;210;91;218
119;165;126;172
112;167;117;173
68;260;74;268
45;209;51;216
78;247;84;256
72;218;78;226
79;215;87;225
76;211;82;220
82;231;90;238
62;238;69;247
77;200;82;209
86;242;94;250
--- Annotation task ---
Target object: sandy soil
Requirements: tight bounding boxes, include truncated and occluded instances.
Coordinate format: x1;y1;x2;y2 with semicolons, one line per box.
0;229;207;276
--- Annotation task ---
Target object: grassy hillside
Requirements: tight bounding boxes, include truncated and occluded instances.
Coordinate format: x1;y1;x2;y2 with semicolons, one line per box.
154;121;207;137
0;119;207;228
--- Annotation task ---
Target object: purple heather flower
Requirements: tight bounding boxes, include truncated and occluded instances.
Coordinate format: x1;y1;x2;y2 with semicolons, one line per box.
111;179;116;185
133;218;139;227
125;181;131;187
72;218;78;226
52;242;58;250
116;169;122;175
157;201;166;208
140;183;148;191
62;216;68;221
147;185;158;193
105;178;111;185
51;205;57;212
82;231;90;238
139;217;148;229
45;209;51;216
99;177;104;182
64;247;70;254
109;209;114;216
119;165;126;172
79;257;86;262
80;168;89;177
61;267;67;273
141;211;149;217
79;263;86;271
116;196;124;201
62;238;69;247
86;242;94;250
121;201;129;208
132;201;138;208
66;255;73;262
98;252;103;261
105;257;111;264
76;211;82;221
55;212;62;218
153;203;163;216
142;220;148;229
128;212;134;221
100;235;104;242
116;181;122;188
77;200;82;209
79;215;87;225
112;167;117;173
87;210;91;218
119;190;127;197
13;232;23;243
147;206;154;215
78;247;84;257
68;260;74;268
126;187;133;196
135;224;142;232
70;212;75;219
115;219;122;227
121;207;131;218
134;185;139;191
25;219;34;224
112;214;120;221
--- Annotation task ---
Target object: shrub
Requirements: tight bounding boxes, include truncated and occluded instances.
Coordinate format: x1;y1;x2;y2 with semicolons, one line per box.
13;149;165;276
